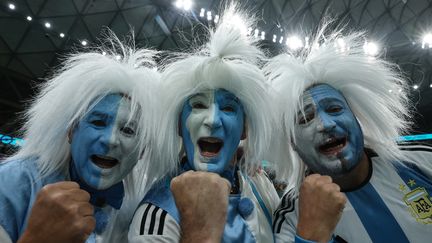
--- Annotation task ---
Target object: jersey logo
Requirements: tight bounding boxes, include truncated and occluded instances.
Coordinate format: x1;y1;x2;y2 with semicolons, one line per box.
402;186;432;224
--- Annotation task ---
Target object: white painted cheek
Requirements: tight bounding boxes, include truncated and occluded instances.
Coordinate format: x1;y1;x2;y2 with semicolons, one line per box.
295;119;322;167
104;101;139;187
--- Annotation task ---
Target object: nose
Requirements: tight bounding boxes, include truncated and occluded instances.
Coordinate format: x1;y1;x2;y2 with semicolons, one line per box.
203;105;222;130
318;114;336;132
101;129;120;150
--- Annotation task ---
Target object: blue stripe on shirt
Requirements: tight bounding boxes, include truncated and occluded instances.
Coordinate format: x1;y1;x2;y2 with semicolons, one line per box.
346;183;409;243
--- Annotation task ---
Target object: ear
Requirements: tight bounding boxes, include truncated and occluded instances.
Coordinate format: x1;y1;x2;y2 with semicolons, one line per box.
241;120;247;140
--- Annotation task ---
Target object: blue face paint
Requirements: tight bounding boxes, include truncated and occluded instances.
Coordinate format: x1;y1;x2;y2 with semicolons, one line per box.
70;94;140;190
180;89;245;175
293;84;364;177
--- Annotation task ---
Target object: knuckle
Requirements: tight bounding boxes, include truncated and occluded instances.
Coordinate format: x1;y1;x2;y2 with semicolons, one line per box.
321;175;333;183
78;189;91;201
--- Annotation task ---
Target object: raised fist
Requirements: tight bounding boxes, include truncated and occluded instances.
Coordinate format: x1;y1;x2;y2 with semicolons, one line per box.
171;171;231;243
296;174;346;242
18;181;95;243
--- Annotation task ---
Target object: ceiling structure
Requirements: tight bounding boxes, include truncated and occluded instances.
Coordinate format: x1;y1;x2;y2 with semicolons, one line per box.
0;0;432;137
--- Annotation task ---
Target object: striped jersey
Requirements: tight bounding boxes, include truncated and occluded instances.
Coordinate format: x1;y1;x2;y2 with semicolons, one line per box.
273;144;432;243
128;170;280;243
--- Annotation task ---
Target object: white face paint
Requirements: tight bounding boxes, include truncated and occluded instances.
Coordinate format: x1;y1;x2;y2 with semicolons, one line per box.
180;89;245;174
70;94;141;190
293;84;364;177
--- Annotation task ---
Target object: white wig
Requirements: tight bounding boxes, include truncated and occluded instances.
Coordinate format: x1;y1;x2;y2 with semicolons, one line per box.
156;4;276;176
265;27;412;193
8;33;162;228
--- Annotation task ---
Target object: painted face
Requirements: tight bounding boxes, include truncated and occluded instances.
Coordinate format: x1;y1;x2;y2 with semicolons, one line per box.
293;84;364;177
70;94;140;190
180;89;245;174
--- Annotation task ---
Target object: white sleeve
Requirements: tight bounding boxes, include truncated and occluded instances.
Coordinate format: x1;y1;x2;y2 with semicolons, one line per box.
128;203;180;243
273;192;299;243
0;225;12;243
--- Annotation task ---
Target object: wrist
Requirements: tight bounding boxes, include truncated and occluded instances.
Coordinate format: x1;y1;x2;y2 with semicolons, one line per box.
17;230;36;243
296;223;333;243
180;231;221;243
180;220;223;243
295;234;335;243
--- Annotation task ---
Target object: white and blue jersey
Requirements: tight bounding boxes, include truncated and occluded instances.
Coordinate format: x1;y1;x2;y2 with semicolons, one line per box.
274;144;432;243
0;158;117;243
128;168;280;243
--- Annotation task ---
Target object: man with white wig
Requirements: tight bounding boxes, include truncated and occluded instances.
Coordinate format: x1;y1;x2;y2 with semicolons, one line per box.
128;5;279;243
268;28;432;242
0;35;161;243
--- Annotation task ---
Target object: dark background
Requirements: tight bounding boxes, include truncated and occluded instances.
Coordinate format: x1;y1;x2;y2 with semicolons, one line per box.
1;0;432;153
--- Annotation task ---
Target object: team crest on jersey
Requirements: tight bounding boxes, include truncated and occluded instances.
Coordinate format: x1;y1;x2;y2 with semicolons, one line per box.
403;187;432;224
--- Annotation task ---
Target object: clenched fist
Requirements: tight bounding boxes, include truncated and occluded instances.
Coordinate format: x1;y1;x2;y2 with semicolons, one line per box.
296;174;346;242
18;181;95;243
171;171;231;243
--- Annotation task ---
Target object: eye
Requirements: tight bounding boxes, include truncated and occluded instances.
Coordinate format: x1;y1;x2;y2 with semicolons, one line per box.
192;102;207;109
221;106;235;112
91;120;106;127
298;112;315;125
326;106;343;114
121;126;135;136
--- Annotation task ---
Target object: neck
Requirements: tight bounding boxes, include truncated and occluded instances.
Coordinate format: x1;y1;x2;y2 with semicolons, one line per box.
333;151;370;191
221;155;240;194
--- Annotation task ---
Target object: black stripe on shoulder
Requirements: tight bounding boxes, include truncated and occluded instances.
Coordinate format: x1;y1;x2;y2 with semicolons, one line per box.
399;142;432;152
273;191;297;233
148;206;161;234
139;204;169;236
139;204;153;235
157;210;168;235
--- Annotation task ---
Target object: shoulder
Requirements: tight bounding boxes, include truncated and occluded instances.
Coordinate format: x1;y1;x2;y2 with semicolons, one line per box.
128;203;180;242
0;158;41;196
398;142;432;157
397;143;432;171
0;158;41;242
399;142;432;150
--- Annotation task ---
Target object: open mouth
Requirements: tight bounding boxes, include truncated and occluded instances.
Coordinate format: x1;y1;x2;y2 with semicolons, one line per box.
91;155;119;169
198;137;223;158
318;137;347;156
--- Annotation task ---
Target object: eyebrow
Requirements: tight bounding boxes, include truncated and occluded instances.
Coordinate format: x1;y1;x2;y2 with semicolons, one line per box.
220;94;240;103
297;103;314;115
87;111;111;119
317;97;346;106
189;93;207;100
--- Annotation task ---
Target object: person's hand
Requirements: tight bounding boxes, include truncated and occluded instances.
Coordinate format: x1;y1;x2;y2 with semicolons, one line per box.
171;171;231;243
296;174;346;242
18;181;95;243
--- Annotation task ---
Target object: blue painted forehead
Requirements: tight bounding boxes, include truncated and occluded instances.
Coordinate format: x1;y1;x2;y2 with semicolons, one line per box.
305;84;347;101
